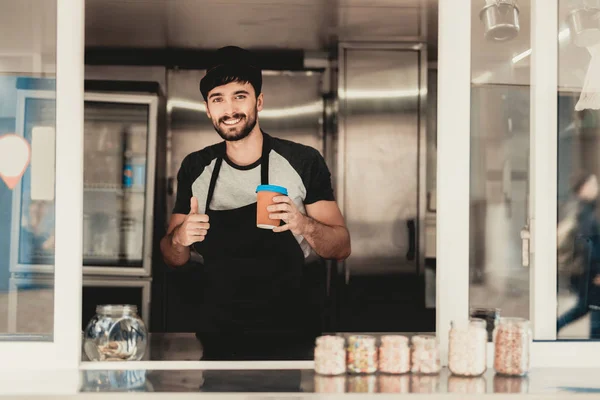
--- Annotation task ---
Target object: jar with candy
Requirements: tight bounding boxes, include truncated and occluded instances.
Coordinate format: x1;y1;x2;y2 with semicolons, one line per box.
346;335;378;374
378;335;410;374
493;317;532;376
410;335;441;374
448;318;487;376
314;335;346;376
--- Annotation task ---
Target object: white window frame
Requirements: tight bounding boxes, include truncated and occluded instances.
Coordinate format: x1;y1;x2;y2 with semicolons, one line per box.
1;0;597;380
435;0;471;366
0;0;84;378
437;0;600;368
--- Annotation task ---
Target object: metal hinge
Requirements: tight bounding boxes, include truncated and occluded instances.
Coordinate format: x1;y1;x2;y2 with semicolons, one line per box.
520;225;531;268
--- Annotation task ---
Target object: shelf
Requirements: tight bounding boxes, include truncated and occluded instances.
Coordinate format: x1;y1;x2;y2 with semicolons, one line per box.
85;150;147;158
84;183;145;193
84;252;142;260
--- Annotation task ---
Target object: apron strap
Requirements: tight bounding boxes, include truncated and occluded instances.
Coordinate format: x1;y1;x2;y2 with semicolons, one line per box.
205;142;226;211
205;156;224;212
260;133;271;185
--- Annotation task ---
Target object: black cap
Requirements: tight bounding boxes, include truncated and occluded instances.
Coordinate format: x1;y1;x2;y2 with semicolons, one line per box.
206;46;260;71
200;46;262;100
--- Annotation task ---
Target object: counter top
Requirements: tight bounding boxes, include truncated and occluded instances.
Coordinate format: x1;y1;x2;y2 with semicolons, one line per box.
4;368;600;398
72;333;600;398
78;367;600;397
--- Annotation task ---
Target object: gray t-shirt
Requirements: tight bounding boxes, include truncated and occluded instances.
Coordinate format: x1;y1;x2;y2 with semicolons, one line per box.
172;134;335;258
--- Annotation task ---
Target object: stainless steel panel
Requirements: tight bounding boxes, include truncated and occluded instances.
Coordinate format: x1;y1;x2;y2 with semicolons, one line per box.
259;72;324;152
84;66;167;94
339;46;421;276
337;6;422;40
84;0;430;49
167;69;325;219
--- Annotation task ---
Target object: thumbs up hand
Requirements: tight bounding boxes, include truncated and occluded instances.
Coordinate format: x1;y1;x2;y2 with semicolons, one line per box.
173;197;210;246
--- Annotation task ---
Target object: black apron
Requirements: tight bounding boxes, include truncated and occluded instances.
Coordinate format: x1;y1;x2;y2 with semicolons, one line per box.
193;134;311;347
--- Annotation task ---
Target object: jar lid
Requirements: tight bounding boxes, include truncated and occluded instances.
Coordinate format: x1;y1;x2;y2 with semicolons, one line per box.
316;335;345;348
470;307;501;315
347;335;376;347
381;335;409;346
411;334;437;344
469;318;487;328
96;304;138;315
498;317;530;327
256;184;288;195
451;318;487;330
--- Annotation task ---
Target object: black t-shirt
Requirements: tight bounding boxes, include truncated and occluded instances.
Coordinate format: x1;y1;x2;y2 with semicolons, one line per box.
172;134;335;258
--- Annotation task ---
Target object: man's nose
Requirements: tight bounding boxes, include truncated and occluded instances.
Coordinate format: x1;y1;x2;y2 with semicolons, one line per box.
223;100;238;116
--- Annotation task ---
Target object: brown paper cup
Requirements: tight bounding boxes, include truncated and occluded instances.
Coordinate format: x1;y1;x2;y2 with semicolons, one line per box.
256;190;279;229
256;185;288;229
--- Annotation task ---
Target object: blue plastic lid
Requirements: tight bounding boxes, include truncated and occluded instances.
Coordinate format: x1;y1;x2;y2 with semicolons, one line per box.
256;184;288;195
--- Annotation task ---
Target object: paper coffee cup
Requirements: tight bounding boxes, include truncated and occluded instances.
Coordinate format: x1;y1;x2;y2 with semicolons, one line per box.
256;184;288;229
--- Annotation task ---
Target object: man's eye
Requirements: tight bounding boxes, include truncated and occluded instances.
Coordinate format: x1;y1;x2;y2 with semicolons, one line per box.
212;98;222;103
235;95;246;100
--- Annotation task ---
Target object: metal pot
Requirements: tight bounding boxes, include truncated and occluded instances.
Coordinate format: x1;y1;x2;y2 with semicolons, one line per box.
479;0;520;42
567;7;600;47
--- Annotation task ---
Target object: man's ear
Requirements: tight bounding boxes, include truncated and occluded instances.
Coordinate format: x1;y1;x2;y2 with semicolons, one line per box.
205;102;211;119
257;93;264;112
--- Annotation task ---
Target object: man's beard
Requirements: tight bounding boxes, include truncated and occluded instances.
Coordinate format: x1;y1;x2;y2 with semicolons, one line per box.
213;111;257;142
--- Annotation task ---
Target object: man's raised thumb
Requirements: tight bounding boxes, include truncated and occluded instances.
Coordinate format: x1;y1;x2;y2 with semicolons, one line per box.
190;196;199;214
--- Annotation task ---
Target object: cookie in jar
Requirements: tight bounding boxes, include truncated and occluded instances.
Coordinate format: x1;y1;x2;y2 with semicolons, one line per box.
493;317;532;376
314;335;346;376
410;335;441;374
448;318;487;376
378;335;410;374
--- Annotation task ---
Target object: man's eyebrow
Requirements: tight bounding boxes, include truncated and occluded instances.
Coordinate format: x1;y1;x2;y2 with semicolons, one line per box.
209;90;249;99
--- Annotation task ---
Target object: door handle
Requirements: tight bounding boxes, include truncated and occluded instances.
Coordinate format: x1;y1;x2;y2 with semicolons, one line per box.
521;226;530;268
407;219;416;261
167;177;175;196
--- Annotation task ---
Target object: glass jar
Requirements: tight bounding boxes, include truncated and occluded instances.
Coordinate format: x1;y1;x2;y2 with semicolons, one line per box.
313;375;346;393
493;317;532;376
493;374;529;393
470;307;500;342
447;376;487;394
314;335;346;376
410;335;441;374
346;335;378;374
378;374;410;393
80;370;148;392
83;304;147;361
448;318;488;376
378;335;410;374
347;375;377;393
410;373;440;393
